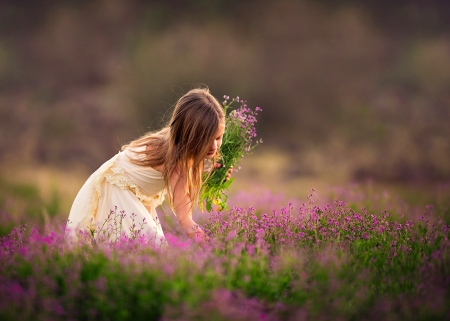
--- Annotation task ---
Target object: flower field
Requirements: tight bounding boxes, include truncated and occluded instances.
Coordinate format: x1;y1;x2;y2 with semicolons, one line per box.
1;185;449;321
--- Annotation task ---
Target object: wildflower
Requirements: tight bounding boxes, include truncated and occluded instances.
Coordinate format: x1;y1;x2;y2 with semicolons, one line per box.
226;230;238;241
200;95;262;211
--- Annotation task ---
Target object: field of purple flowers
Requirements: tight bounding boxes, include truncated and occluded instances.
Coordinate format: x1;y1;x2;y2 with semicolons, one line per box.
1;184;449;321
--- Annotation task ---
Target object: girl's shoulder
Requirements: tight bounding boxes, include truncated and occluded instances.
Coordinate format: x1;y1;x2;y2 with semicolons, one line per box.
124;144;146;159
144;144;164;172
122;144;164;173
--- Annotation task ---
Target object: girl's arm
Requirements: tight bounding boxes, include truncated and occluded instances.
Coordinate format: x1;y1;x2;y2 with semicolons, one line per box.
170;170;206;240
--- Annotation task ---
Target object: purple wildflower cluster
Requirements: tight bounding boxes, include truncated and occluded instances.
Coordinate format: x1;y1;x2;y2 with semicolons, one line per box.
1;187;450;320
204;189;427;251
224;95;263;152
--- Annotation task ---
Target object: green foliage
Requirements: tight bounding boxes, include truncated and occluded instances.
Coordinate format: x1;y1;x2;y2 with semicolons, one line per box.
0;177;62;236
200;98;261;211
1;188;449;320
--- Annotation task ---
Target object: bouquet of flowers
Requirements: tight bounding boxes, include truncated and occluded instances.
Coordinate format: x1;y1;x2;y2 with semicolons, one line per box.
200;95;262;212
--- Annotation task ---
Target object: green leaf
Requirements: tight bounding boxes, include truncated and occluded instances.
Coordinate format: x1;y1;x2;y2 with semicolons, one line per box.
221;178;234;189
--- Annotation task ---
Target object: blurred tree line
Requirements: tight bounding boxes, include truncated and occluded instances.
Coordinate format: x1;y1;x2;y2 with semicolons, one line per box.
0;0;449;182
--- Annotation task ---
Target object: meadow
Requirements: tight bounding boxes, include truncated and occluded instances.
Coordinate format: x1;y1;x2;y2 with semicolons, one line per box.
1;167;449;321
1;1;450;320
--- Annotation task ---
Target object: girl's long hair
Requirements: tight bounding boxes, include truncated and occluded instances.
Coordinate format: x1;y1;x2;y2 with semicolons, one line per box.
121;87;225;211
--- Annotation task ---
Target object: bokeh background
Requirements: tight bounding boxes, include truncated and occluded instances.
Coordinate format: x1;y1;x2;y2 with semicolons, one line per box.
1;0;449;221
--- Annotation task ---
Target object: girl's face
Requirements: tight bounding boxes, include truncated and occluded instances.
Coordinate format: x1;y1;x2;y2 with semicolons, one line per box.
205;122;225;159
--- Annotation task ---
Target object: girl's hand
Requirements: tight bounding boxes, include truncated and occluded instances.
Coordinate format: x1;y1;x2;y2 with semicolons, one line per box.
214;163;233;181
186;226;209;244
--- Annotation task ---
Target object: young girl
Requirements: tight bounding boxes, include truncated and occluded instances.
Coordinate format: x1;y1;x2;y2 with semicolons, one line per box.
65;88;231;246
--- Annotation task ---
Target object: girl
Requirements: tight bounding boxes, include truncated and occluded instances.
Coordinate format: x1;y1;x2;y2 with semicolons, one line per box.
65;87;231;246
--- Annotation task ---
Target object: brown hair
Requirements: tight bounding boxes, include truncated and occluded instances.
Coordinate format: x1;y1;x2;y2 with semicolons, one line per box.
122;87;225;211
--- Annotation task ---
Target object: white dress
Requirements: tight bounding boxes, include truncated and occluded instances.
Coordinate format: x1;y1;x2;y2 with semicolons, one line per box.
65;148;170;247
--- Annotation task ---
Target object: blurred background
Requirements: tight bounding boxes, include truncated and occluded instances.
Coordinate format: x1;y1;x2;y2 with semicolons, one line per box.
0;0;449;224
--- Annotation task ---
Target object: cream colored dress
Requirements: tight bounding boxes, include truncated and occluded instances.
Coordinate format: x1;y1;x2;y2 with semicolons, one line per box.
65;148;172;247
